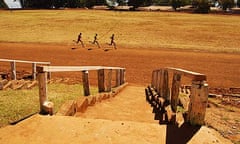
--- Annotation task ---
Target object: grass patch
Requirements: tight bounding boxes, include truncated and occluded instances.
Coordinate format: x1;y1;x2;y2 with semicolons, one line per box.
0;10;240;53
0;83;98;128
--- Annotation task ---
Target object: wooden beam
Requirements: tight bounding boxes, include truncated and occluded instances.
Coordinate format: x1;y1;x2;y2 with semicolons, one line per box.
82;71;90;96
162;69;169;100
32;62;37;80
166;67;206;81
10;61;16;80
98;69;105;92
171;73;181;112
115;69;120;87
188;81;208;125
106;69;112;92
38;72;48;114
37;66;124;73
0;59;50;65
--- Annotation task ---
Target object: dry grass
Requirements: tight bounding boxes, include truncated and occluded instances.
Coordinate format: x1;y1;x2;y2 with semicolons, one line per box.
0;10;240;53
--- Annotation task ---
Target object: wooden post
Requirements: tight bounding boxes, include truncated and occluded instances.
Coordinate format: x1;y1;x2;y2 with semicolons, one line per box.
10;61;16;80
32;62;37;80
171;73;181;112
188;81;208;125
120;69;124;85
38;72;48;113
156;70;162;94
98;69;105;92
106;69;112;92
162;69;169;100
151;70;155;88
159;70;164;97
47;64;51;79
82;71;90;96
115;69;120;87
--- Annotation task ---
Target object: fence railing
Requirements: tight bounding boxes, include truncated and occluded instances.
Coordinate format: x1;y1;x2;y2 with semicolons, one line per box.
0;59;50;80
36;65;126;115
149;67;208;125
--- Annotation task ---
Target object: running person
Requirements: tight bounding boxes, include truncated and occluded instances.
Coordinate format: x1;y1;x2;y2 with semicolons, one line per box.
109;34;116;49
76;32;84;48
92;33;101;48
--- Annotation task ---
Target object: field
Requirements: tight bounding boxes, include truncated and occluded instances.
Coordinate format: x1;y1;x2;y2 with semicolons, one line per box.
0;9;240;143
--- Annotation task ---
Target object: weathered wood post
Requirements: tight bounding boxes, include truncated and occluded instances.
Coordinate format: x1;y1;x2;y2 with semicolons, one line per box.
171;73;181;112
162;69;170;100
115;69;120;87
82;70;90;96
32;62;37;80
38;72;47;113
156;70;162;94
106;69;112;92
47;63;51;79
151;70;156;88
188;81;208;125
98;69;105;92
120;69;124;85
10;60;16;80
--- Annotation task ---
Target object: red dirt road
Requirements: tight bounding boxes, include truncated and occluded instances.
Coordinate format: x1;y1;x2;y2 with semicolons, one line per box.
1;42;240;88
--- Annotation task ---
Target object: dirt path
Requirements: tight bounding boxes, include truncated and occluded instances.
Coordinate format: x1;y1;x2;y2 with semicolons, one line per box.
0;86;233;144
76;85;158;124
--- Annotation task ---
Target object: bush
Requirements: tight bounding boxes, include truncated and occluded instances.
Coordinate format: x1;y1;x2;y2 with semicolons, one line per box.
192;0;210;13
219;0;234;11
170;0;191;10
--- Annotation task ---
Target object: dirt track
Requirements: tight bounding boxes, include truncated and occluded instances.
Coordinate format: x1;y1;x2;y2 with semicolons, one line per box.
1;42;240;88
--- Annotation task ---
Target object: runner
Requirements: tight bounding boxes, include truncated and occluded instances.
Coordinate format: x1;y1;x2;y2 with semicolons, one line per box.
76;32;85;48
109;34;116;49
92;34;101;48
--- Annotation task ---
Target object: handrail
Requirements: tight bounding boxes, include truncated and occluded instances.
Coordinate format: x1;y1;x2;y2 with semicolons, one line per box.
37;66;125;73
0;58;50;80
36;65;126;115
0;59;50;65
149;67;208;125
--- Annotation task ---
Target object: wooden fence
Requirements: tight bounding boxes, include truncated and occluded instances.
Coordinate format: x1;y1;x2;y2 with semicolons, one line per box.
36;65;126;115
148;67;208;125
0;59;50;80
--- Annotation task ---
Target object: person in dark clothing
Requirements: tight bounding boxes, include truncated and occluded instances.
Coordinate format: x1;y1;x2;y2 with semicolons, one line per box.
92;33;100;48
75;32;84;48
109;34;116;49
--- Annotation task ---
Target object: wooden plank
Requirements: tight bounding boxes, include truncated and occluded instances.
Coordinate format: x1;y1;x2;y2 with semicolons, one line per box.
106;69;112;92
10;61;16;80
98;69;105;92
37;66;125;73
151;70;155;88
82;71;90;96
167;67;206;81
115;69;120;87
32;63;37;80
120;69;124;85
171;73;181;112
0;59;50;65
162;69;169;100
188;81;208;125
38;72;48;114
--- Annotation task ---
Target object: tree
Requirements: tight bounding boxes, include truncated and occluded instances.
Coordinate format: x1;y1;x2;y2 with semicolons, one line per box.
128;0;151;10
192;0;210;13
219;0;234;11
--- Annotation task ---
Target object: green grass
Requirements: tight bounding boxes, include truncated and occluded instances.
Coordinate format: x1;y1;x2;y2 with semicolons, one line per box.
0;10;240;53
0;83;98;128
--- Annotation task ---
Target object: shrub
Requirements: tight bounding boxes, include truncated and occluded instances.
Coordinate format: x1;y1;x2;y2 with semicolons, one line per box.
192;0;210;13
170;0;191;10
219;0;234;11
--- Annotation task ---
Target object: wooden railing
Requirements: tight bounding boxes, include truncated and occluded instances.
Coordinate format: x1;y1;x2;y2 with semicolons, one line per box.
37;65;126;115
0;59;50;80
149;67;208;125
